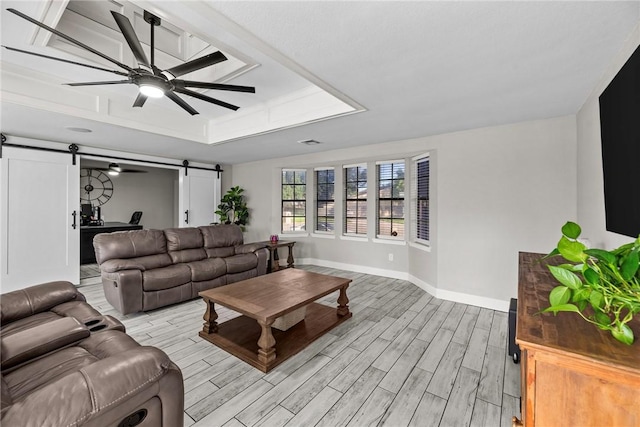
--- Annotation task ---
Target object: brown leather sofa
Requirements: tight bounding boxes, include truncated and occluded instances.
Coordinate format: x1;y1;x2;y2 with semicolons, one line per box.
0;280;184;427
93;224;269;315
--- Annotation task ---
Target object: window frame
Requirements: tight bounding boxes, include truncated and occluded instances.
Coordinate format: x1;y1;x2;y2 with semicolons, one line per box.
343;163;368;236
376;160;406;240
281;168;307;234
411;153;430;246
315;167;335;234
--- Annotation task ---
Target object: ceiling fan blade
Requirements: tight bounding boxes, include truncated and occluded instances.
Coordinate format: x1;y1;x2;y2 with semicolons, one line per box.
7;8;133;72
174;80;255;93
165;91;199;115
133;93;148;107
110;11;151;69
2;46;129;76
174;88;239;111
163;51;227;79
65;80;131;86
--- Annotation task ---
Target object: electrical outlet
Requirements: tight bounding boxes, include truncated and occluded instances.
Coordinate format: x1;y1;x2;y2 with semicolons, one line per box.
388;253;394;262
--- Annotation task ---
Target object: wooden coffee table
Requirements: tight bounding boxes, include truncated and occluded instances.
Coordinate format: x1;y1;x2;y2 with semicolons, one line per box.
198;269;352;372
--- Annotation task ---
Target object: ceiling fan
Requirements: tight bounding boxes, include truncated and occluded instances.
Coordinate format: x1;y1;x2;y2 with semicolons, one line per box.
4;8;255;115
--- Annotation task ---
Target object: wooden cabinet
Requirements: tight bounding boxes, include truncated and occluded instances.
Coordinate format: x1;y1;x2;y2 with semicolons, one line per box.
515;252;640;427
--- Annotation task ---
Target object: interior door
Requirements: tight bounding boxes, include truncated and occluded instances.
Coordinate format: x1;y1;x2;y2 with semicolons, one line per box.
0;146;80;291
179;168;220;227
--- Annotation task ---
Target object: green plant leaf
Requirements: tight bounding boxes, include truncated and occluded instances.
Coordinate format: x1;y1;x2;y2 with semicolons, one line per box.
542;247;560;259
548;265;582;290
594;311;611;327
549;286;572;306
620;251;639;281
589;291;604;310
561;221;581;239
558;236;587;262
611;242;634;256
583;267;600;285
584;249;616;265
576;300;588;311
572;287;591;302
541;303;580;314
611;323;634;345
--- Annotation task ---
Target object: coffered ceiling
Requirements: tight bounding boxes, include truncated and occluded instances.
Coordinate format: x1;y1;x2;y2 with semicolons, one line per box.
1;1;639;164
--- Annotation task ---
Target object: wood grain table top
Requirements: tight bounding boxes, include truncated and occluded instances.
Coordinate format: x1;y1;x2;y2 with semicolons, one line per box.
516;251;640;373
199;269;351;323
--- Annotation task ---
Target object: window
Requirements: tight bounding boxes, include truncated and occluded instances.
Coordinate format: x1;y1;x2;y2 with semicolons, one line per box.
316;168;335;232
412;155;430;243
344;164;367;235
282;169;306;232
377;161;405;237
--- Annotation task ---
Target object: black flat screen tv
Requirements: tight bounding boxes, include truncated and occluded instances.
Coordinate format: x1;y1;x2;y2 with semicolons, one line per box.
598;44;640;238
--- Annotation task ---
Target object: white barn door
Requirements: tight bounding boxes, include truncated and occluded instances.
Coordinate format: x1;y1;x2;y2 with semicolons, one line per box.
179;168;220;227
0;146;80;291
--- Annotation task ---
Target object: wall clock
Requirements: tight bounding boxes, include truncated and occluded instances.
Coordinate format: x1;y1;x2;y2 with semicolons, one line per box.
80;168;114;206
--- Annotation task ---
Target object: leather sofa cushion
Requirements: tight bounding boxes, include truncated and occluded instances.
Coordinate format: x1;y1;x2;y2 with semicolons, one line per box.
199;224;243;248
0;281;84;325
224;253;258;274
142;264;192;291
94;229;167;264
168;248;206;264
236;242;268;254
100;253;173;273
186;257;226;282
4;330;140;401
205;247;235;258
164;228;203;251
1;317;90;370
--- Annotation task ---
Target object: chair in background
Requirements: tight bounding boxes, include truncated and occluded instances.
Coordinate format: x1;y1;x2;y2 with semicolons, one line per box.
129;211;143;225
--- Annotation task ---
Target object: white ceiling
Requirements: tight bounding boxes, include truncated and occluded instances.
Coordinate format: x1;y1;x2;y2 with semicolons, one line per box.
1;1;639;165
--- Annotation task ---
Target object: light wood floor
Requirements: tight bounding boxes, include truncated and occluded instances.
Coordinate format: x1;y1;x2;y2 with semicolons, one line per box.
79;266;521;427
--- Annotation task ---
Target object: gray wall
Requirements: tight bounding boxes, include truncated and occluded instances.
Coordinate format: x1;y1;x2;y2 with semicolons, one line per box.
231;115;578;310
80;160;178;230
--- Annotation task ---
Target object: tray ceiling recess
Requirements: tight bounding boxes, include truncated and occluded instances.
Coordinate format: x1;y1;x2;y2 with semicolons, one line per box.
6;5;256;116
1;0;362;144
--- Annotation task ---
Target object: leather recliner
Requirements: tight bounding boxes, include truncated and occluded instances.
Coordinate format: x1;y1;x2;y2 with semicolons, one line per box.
0;281;184;427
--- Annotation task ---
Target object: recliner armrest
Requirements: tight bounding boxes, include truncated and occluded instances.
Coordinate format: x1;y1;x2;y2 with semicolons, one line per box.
235;242;268;255
1;317;90;370
0;281;85;325
0;347;182;427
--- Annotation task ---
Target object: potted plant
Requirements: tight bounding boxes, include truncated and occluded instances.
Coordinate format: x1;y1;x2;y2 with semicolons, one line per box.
215;186;249;230
543;221;640;345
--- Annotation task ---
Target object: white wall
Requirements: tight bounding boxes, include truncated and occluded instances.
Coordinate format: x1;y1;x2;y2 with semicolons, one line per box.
577;22;639;250
80;160;178;230
231;115;578;310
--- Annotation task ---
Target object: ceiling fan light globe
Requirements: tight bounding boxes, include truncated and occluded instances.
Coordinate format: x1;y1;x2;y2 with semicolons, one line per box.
139;84;164;98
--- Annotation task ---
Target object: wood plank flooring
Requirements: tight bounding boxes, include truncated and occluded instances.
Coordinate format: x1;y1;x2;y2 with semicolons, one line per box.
79;265;521;427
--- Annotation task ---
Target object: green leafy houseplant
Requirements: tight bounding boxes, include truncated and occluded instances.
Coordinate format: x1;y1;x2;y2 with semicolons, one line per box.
215;186;249;230
543;221;640;345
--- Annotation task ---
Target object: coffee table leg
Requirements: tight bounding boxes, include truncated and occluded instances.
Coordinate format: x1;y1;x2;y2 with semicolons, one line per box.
257;319;276;365
337;284;350;316
202;298;218;334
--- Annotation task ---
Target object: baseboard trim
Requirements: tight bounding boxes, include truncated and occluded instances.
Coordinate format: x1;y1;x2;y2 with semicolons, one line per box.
299;258;509;312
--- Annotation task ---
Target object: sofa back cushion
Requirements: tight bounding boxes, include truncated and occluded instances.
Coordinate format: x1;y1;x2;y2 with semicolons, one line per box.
164;228;206;263
0;281;82;325
199;224;243;249
94;229;167;264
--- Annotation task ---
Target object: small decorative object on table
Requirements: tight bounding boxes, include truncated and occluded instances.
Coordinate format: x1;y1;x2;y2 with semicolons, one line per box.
270;234;279;243
543;221;640;345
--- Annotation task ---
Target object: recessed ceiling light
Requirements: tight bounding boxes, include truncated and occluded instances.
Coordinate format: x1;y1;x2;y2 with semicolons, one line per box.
298;139;321;145
65;126;92;133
